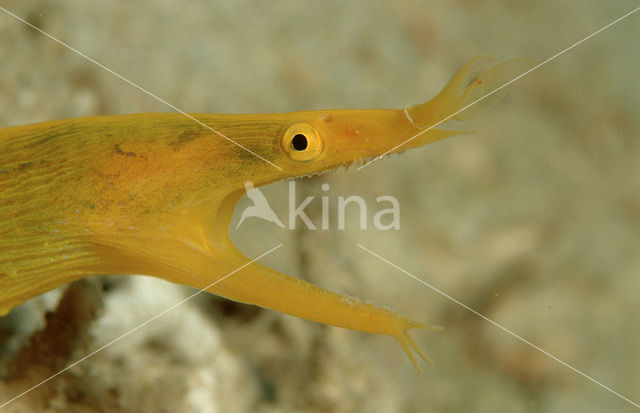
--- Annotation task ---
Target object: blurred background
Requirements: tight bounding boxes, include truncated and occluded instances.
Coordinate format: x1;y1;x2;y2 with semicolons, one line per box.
1;1;639;412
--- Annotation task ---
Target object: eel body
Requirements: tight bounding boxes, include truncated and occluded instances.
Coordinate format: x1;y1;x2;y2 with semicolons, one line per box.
0;57;527;371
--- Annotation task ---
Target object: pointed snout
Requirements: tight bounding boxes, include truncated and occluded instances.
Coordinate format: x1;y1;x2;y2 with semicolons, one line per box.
315;108;459;169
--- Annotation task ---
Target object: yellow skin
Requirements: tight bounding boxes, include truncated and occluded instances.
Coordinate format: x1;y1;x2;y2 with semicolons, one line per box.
0;57;526;372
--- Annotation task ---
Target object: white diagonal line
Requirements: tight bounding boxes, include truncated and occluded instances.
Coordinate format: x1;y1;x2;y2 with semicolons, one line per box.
356;243;640;410
0;243;283;410
0;6;282;171
357;6;640;171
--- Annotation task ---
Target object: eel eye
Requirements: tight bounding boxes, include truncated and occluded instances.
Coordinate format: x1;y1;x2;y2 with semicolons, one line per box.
291;134;308;151
281;123;323;161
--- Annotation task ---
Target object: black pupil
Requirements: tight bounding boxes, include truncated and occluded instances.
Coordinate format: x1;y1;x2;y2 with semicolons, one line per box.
291;134;308;151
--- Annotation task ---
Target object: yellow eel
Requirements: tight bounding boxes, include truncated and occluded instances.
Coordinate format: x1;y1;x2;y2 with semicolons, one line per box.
0;57;527;372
